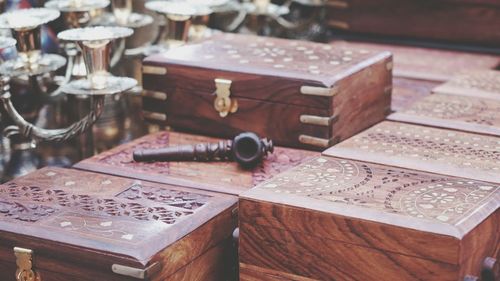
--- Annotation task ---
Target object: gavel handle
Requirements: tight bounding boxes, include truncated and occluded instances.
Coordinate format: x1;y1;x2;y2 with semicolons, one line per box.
133;145;197;162
133;141;233;162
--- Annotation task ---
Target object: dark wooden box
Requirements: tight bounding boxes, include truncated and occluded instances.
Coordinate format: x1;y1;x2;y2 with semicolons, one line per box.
326;0;500;47
0;168;238;281
324;121;500;183
141;33;392;150
240;156;499;280
329;40;500;111
74;131;317;195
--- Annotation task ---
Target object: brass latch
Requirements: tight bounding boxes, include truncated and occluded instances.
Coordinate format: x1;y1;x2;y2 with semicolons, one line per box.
14;247;40;281
214;78;238;118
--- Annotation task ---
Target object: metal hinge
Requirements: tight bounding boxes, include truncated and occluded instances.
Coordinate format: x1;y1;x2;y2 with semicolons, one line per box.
142;65;167;75
214;78;238;118
298;135;338;148
14;247;40;281
300;114;338;127
112;262;161;279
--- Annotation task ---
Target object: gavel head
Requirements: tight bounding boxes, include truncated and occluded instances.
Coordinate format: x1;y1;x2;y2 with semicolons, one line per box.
232;132;273;169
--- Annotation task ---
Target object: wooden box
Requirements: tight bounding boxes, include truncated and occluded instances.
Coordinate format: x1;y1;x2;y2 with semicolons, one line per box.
239;156;499;280
324;121;500;183
74;131;318;195
329;40;500;111
433;70;500;101
326;0;500;47
0;167;238;281
388;93;500;137
141;33;392;150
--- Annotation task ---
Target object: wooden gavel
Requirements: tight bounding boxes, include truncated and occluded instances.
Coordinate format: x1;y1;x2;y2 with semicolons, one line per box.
133;132;274;168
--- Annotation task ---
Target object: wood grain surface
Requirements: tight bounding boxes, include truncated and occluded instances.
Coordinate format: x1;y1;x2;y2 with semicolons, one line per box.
74;131;317;195
433;70;500;101
239;156;499;280
326;0;500;47
0;167;237;280
323;121;500;183
388;93;500;136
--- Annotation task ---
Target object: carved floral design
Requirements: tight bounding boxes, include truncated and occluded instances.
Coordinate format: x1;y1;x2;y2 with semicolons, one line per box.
0;201;56;222
258;157;499;224
344;122;500;173
98;132;172;173
402;94;499;126
448;70;500;93
0;180;209;225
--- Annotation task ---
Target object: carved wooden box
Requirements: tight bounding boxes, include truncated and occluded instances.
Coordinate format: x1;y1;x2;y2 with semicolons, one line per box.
239;156;499;280
141;33;392;150
326;0;500;47
329;40;500;111
0;168;238;281
388;93;500;137
323;121;500;183
433;70;500;101
74;131;317;195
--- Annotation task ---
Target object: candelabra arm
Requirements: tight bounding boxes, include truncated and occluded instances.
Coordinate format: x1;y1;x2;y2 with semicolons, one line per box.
225;9;248;32
111;38;126;69
273;1;323;30
29;50;76;99
0;90;105;143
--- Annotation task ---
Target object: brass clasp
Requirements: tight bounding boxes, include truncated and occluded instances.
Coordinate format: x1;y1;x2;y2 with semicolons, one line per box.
214;78;238;118
14;247;40;281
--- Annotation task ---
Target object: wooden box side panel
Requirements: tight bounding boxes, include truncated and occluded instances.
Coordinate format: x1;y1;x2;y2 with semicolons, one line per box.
326;0;500;46
239;198;460;265
331;53;392;143
150;204;237;279
459;210;500;278
155;238;236;281
240;263;318;281
239;207;459;280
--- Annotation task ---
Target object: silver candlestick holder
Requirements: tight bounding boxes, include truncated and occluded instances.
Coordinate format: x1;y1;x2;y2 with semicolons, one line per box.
0;8;67;77
57;26;137;96
1;26;136;143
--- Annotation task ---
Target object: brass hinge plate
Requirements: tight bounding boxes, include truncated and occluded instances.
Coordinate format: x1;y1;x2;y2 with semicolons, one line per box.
142;65;167;75
298;135;336;148
142;90;167;101
112;262;161;279
143;110;167;121
300;114;338;127
14;247;40;281
300;86;338;97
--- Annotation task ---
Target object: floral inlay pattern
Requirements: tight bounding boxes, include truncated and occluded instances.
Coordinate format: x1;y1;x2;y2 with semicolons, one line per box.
400;94;500;126
330;122;500;175
258;157;499;225
0;170;211;226
447;70;500;94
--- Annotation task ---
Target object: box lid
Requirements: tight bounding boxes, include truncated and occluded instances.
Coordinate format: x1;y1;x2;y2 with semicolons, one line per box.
143;33;391;109
241;156;499;263
323;121;500;183
0;168;237;279
330;41;500;82
388;93;500;137
74;131;317;195
433;70;500;101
